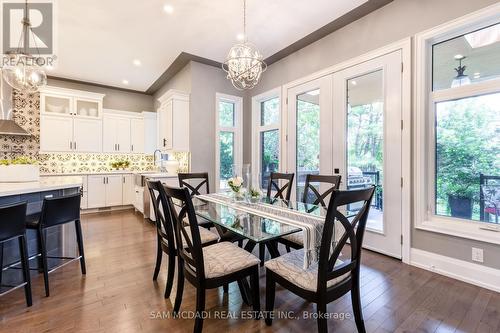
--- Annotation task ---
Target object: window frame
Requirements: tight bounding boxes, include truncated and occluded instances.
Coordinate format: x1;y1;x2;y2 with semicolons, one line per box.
414;3;500;244
251;87;282;190
215;93;243;192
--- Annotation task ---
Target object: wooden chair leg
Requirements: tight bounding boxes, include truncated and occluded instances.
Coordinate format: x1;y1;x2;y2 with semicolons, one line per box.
173;258;184;314
39;228;50;297
223;283;229;293
351;276;366;333
0;242;3;289
19;235;32;307
194;287;206;333
75;220;86;274
285;244;291;253
237;239;243;248
265;271;275;326
152;236;162;281
164;253;175;298
259;243;265;267
317;301;327;333
250;267;260;316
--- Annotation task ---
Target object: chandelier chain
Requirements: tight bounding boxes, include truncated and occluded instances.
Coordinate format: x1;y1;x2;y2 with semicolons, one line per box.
243;0;246;42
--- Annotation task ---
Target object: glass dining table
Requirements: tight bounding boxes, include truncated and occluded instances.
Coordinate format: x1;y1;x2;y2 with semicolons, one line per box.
186;194;329;305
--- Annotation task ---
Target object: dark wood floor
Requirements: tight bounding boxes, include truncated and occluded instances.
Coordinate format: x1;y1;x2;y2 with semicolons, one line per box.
1;210;499;333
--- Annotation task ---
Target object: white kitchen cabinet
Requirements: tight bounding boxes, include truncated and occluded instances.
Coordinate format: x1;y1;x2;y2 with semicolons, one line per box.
73;118;102;152
40;115;74;152
143;112;157;154
122;174;135;205
148;177;178;221
87;175;106;209
103;114;132;153
130;118;145;153
105;175;123;206
39;86;105;153
157;90;189;151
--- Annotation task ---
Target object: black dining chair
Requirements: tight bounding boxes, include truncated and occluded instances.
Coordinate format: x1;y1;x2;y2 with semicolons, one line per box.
0;202;32;307
264;186;375;333
280;174;342;252
162;185;261;333
26;193;85;297
148;180;218;299
266;172;295;201
178;172;246;246
178;172;213;229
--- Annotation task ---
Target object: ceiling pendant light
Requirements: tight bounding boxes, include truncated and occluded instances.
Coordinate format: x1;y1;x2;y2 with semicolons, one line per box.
451;55;471;88
2;0;47;92
222;0;266;90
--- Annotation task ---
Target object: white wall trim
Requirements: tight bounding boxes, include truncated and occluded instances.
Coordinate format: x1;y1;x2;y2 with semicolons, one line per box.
410;248;500;293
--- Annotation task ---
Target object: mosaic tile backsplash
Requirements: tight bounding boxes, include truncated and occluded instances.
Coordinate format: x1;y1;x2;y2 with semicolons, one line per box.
0;90;189;174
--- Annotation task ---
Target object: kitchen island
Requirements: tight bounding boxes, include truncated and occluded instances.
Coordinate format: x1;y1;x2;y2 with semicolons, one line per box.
0;176;83;286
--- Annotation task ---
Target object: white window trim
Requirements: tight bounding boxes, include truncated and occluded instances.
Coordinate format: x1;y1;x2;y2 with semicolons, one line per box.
215;93;243;192
251;87;282;189
414;2;500;245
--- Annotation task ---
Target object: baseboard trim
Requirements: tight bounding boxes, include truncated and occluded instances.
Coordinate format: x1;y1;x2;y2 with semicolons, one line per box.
410;248;500;293
81;205;134;215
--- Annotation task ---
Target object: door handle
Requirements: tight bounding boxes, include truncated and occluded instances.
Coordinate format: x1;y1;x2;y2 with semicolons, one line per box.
118;144;120;151
70;141;72;150
163;138;167;147
131;144;134;152
74;141;77;150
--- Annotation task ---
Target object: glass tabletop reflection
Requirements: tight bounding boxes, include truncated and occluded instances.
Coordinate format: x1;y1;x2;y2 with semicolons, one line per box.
190;195;326;243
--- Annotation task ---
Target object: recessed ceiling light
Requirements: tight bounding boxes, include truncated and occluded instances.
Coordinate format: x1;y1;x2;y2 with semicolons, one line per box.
454;54;465;60
473;72;481;78
163;4;174;14
236;33;245;41
351;80;357;86
133;59;142;66
122;80;129;85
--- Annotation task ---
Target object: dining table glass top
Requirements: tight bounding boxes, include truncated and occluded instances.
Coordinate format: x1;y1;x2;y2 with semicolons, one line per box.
190;194;328;243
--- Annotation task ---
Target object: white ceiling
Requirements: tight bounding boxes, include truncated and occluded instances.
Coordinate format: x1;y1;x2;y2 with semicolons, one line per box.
50;0;368;91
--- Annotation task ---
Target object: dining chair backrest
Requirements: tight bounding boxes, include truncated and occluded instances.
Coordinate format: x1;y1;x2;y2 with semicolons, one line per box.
178;172;210;197
0;201;27;242
302;174;342;208
147;180;176;251
266;172;295;201
39;194;81;228
162;184;206;280
316;186;375;293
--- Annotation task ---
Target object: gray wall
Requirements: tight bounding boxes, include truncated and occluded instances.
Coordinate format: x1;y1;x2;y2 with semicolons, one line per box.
247;0;500;269
153;61;245;190
47;78;154;112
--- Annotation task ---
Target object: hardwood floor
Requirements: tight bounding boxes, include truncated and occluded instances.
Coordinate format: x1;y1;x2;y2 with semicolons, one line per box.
1;210;499;332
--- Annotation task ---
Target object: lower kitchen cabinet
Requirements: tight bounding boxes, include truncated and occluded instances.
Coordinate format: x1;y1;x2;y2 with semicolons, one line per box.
87;174;124;208
122;174;135;205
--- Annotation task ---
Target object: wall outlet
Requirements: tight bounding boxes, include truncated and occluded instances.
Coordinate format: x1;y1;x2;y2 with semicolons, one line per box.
472;247;484;263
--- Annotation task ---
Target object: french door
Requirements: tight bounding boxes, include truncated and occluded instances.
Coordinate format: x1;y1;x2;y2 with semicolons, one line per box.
287;50;403;258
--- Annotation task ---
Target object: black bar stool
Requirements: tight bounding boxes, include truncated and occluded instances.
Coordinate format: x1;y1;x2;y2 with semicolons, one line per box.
26;193;86;297
0;202;32;307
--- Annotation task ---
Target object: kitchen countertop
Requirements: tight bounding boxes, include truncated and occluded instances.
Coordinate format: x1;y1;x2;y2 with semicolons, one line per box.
0;176;83;197
40;171;178;177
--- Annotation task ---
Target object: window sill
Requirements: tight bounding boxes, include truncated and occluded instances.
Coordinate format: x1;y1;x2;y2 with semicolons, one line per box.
416;218;500;246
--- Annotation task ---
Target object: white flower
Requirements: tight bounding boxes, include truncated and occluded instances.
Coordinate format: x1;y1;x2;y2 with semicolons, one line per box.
232;176;243;187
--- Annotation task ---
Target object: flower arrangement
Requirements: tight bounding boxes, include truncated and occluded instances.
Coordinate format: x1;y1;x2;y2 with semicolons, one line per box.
247;187;262;204
227;176;244;193
110;160;130;170
0;156;38;166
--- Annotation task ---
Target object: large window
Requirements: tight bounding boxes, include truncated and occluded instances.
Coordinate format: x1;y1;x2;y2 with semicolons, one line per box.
216;93;242;191
252;89;281;190
415;6;500;241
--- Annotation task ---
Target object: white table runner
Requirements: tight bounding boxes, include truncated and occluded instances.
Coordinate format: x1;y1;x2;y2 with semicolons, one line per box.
196;193;326;269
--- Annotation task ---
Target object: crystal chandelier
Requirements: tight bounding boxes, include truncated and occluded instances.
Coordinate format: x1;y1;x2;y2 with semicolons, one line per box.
2;0;47;92
222;0;266;90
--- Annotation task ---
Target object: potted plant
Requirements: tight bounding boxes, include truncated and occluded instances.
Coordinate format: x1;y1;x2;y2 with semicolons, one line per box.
247;187;262;204
110;160;130;170
0;157;39;182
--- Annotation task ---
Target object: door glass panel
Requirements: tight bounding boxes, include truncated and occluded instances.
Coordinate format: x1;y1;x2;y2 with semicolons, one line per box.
260;129;279;189
219;131;234;190
45;96;71;115
261;98;280;126
296;89;320;200
219;101;235;127
347;70;384;232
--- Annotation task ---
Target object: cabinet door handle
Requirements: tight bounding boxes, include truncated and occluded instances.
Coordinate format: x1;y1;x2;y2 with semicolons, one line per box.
74;141;77;150
163;138;167;147
131;144;134;152
118;144;120;151
70;141;72;150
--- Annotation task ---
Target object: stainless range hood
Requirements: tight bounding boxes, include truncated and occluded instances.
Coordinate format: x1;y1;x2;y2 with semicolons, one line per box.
0;74;29;136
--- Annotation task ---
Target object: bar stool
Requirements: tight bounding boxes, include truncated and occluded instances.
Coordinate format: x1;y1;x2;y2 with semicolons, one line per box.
0;202;32;307
26;193;85;297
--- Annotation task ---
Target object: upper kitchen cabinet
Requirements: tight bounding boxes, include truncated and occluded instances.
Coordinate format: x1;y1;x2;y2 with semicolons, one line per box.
157;90;189;152
39;86;104;153
102;110;154;154
103;113;132;153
